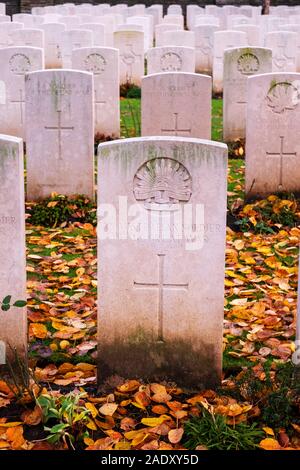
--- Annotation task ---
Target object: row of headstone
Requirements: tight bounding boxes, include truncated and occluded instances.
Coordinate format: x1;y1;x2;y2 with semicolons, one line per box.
2;3;300;74
0;43;299;190
0;62;299;205
0;45;120;140
2;22;300;94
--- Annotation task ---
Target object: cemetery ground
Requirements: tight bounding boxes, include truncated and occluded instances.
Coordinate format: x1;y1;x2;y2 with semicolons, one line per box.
0;95;300;451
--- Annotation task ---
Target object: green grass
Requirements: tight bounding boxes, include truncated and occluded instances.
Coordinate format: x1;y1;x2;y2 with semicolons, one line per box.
120;98;141;138
120;97;224;142
212;98;223;142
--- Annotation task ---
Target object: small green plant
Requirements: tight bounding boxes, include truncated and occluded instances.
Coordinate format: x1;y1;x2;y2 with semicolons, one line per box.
184;408;264;450
1;295;26;311
36;392;91;450
120;83;141;98
26;194;97;228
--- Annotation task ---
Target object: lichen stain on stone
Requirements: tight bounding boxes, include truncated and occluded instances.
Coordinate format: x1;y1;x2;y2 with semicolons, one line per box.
98;334;221;392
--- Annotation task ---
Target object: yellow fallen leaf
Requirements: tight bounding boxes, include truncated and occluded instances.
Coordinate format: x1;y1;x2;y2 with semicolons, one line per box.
259;438;281;450
86;419;97;431
86;403;98;418
141;415;170;427
263;427;275;436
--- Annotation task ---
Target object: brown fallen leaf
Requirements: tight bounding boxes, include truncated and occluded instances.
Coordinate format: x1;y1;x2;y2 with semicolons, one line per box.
21;406;43;426
168;428;184;444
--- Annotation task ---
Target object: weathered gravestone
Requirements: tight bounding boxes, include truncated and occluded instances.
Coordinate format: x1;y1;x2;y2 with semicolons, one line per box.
40;22;65;69
61;29;93;68
265;31;297;72
155;23;182;47
147;46;195;74
281;25;300;73
72;47;120;139
160;30;195;48
0;46;44;139
213;30;248;94
246;72;300;196
0;22;24;48
162;14;184;28
25;70;94;200
142;72;211;139
9;28;45;49
194;24;219;75
79;23;106;47
114;30;144;86
0;135;26;370
97;136;227;389
223;47;272;141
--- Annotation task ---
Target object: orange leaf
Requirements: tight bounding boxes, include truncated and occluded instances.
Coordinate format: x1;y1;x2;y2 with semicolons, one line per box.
6;425;26;450
152;405;169;415
117;380;140;393
30;323;48;339
259;438;281;450
21;406;42;426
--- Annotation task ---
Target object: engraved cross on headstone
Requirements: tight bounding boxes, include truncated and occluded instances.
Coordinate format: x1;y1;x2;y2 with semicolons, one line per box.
266;135;297;188
161;112;191;136
274;42;295;70
10;89;25;124
48;42;61;59
44;110;74;161
133;254;189;341
121;42;142;83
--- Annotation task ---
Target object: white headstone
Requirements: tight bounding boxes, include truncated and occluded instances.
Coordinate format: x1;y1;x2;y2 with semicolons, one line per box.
114;30;144;86
25;70;94;200
160;30;195;48
142;72;211;139
162;14;184;28
13;13;44;28
232;25;262;47
155;23;182;47
194;24;219;74
265;31;298;72
281;24;300;72
127;15;153;51
167;5;182;16
0;22;24;48
193;15;220;28
58;15;81;30
246;72;300;196
61;29;93;68
0;46;44;139
147;46;195;74
72;46;120;139
223;47;273;141
97;136;227;389
79;23;106;46
0;134;26;369
95;15;116;46
40;23;65;69
213;30;248;94
0;15;11;23
9;28;44;49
